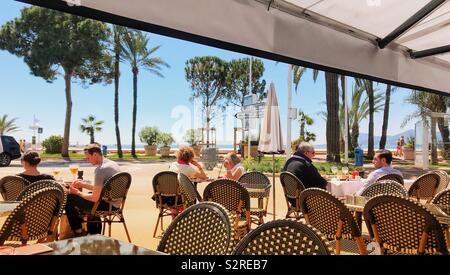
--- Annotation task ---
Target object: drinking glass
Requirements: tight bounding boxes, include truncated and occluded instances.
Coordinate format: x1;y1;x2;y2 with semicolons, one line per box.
331;166;338;179
69;164;79;181
52;168;61;181
341;166;349;176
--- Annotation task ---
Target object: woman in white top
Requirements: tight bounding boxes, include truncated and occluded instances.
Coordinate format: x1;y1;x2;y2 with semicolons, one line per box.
169;146;207;180
223;153;245;181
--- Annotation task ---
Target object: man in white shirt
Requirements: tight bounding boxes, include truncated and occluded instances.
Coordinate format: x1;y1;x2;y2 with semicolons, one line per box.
356;149;402;195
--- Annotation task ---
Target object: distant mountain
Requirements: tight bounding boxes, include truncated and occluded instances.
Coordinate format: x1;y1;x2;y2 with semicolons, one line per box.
315;129;416;150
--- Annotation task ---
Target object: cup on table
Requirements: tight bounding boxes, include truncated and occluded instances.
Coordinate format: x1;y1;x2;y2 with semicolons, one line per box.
69;164;79;181
345;195;355;205
355;196;367;206
51;168;62;181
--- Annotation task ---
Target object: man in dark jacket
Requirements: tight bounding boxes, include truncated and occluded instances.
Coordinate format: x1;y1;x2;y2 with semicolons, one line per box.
283;142;327;189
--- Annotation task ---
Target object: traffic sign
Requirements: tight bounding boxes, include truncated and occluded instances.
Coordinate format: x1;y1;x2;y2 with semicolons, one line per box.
38;128;43;134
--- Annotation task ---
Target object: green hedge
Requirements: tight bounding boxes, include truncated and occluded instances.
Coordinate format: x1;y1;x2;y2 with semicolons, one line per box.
41;135;64;154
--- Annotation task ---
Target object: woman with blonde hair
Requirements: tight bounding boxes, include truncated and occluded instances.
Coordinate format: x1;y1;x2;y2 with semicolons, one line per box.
169;146;207;180
223;153;245;181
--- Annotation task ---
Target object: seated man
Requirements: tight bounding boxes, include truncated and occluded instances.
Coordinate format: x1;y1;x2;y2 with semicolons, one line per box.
65;144;121;236
282;142;327;190
355;149;402;195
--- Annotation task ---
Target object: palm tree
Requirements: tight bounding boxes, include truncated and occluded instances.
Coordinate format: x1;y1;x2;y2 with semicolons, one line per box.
379;84;398;149
79;115;104;144
111;25;126;158
121;30;169;157
0;115;19;135
403;91;450;163
298;110;314;140
292;66;339;162
340;82;384;149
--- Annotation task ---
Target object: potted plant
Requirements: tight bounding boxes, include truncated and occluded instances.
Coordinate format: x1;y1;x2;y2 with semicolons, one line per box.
402;136;415;160
139;127;160;156
184;129;201;157
241;138;259;158
158;132;175;157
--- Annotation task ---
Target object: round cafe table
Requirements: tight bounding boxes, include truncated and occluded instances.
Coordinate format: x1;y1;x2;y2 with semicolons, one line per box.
328;178;415;198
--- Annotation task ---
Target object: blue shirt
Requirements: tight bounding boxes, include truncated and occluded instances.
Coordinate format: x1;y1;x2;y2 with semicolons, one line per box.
356;166;403;195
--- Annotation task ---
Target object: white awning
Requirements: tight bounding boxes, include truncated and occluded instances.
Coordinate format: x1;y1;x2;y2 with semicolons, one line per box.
20;0;450;94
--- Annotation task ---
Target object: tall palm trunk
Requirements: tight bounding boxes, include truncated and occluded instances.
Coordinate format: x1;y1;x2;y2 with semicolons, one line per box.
351;121;359;149
300;121;305;140
114;46;123;158
437;117;450;159
131;68;138;157
62;69;73;157
90;131;95;144
379;84;391;149
365;80;375;159
326;72;340;162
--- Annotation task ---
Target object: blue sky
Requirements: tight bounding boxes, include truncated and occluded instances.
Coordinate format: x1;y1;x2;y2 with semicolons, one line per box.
0;1;418;147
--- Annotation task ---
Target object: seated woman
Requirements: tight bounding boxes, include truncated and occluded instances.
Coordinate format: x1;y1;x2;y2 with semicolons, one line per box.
17;151;55;183
169;146;207;180
223;153;245;181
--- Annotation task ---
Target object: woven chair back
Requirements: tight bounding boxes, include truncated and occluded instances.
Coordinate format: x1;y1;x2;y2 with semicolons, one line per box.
177;173;202;207
157;202;233;255
203;179;250;213
299;188;362;240
238;172;271;198
375;173;404;185
432;170;449;193
152;171;180;197
16;180;66;217
0;187;63;244
233;219;334;255
280;171;305;200
0;176;30;201
363;195;448;254
408;173;440;202
360;180;407;198
101;172;132;203
431;188;450;215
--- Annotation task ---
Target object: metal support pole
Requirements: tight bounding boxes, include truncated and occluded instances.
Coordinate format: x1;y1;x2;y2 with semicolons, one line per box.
286;64;293;159
272;153;276;220
248;57;252;160
344;76;348;164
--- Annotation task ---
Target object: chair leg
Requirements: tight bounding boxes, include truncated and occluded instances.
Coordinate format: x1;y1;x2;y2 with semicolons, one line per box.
108;221;112;237
122;219;132;243
153;214;162;238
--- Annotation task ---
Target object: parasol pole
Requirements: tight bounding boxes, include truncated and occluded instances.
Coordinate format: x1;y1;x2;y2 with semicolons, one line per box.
272;153;276;220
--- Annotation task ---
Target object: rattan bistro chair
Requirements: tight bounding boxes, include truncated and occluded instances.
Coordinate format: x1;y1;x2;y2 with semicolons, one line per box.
16;180;67;241
233;219;334;255
432;170;449;193
157;202;233;255
375;173;404;185
408;173;440;203
177;173;202;208
432;188;450;215
280;171;306;220
299;188;368;255
360;180;407;198
203;179;251;240
238;171;271;225
0;176;30;201
0;187;63;245
81;172;132;242
152;171;182;237
363;195;448;255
